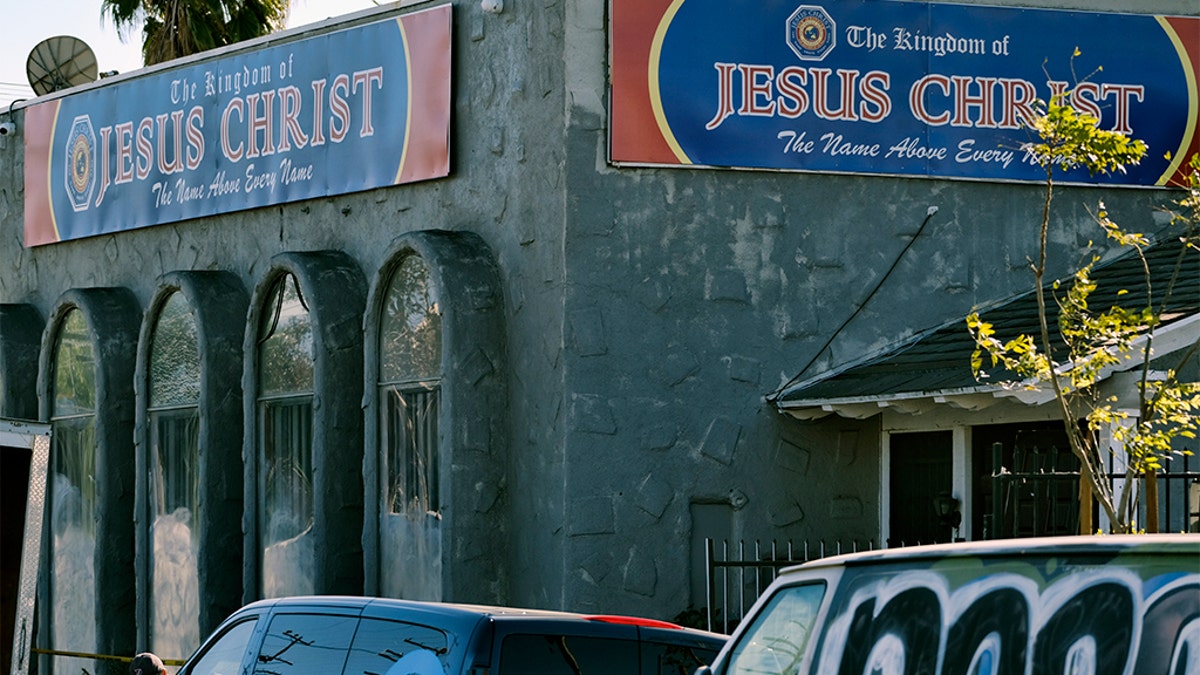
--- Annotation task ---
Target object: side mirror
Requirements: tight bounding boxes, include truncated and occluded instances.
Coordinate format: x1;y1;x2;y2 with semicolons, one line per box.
694;667;714;675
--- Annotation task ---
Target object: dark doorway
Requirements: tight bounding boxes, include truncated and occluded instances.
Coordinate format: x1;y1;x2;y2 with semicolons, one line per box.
889;431;953;546
2;443;32;675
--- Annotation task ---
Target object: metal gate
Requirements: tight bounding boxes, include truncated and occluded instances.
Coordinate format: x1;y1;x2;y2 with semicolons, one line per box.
703;538;875;634
987;440;1200;537
987;439;1081;539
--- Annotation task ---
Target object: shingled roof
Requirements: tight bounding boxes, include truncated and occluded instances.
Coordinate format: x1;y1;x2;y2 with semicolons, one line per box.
772;235;1199;420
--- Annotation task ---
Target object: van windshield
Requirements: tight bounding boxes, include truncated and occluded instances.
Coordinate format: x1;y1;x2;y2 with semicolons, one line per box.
724;583;826;675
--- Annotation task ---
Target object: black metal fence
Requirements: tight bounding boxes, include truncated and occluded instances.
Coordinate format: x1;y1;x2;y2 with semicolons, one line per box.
703;538;876;634
703;445;1197;635
986;440;1081;539
987;441;1200;537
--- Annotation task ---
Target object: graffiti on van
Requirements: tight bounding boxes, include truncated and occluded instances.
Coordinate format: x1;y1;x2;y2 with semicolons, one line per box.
813;566;1200;675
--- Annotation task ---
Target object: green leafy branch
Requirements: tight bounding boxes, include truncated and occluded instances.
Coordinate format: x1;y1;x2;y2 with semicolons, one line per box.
965;59;1199;533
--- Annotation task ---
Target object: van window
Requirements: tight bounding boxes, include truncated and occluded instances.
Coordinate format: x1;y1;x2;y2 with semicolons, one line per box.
724;583;826;675
498;635;638;674
345;617;452;675
253;613;357;674
185;619;258;675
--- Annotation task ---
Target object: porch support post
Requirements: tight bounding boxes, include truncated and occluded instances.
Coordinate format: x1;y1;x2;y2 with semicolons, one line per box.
1145;470;1159;533
1079;479;1093;535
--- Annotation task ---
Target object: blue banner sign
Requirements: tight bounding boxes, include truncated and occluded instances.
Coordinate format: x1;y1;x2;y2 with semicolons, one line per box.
611;0;1199;187
25;5;451;246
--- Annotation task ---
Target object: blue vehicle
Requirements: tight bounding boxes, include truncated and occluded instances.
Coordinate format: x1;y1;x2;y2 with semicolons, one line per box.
177;596;726;675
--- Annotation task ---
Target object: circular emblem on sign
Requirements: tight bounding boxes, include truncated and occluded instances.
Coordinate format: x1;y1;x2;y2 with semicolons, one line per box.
786;5;836;61
64;115;97;212
70;134;91;194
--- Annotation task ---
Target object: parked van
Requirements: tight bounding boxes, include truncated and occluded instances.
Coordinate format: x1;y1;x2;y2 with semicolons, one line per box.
176;596;725;675
700;535;1199;675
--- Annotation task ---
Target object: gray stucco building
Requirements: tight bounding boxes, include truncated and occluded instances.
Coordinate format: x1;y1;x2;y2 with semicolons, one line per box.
1;0;1197;672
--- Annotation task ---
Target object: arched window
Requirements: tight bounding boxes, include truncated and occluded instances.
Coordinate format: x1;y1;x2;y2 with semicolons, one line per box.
257;273;314;597
147;291;201;658
378;255;442;600
49;308;98;670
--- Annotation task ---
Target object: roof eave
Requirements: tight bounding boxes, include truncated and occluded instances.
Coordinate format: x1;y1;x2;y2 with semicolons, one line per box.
776;312;1198;421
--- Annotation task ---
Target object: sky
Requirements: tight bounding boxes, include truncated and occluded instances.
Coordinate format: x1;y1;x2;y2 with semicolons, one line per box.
1;0;383;108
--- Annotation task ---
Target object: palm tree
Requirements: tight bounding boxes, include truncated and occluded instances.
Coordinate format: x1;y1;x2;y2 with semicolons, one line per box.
102;0;291;66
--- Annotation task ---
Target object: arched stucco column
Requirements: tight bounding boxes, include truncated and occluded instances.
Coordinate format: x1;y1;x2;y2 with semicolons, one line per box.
363;230;508;603
134;271;249;649
36;288;141;668
242;251;366;601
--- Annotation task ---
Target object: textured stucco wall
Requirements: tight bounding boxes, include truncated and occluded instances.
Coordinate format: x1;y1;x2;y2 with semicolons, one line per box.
0;0;1195;628
552;0;1198;619
0;0;570;610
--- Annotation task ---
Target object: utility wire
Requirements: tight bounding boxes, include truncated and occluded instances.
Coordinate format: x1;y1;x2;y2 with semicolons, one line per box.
767;205;940;402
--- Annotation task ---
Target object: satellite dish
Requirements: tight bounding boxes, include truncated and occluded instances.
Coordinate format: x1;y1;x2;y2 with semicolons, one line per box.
26;36;99;96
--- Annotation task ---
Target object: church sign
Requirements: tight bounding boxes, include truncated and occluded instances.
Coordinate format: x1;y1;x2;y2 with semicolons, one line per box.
23;4;451;247
610;0;1199;188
